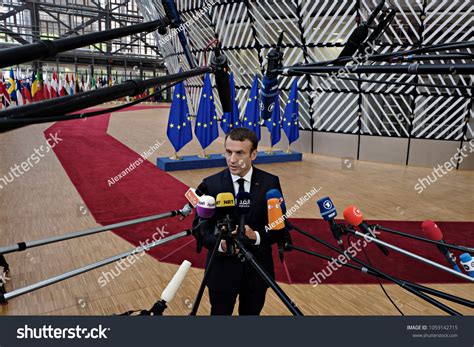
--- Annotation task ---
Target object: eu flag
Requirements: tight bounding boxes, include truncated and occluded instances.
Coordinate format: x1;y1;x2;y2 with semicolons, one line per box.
282;80;300;144
242;75;261;141
220;72;240;134
265;91;281;146
195;74;219;149
166;81;192;152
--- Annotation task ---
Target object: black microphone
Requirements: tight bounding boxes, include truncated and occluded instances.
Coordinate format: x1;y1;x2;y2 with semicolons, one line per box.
316;196;344;248
260;31;285;120
161;0;196;68
236;192;251;240
210;43;232;113
338;0;384;59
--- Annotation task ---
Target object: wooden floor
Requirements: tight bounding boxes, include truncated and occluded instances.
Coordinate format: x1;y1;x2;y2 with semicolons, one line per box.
0;104;472;316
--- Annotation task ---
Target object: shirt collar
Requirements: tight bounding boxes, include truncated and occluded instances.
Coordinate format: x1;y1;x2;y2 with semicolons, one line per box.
230;166;253;184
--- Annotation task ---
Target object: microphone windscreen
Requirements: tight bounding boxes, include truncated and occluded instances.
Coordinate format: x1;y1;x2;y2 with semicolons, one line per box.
161;260;191;303
185;188;200;208
338;25;369;58
267;198;285;231
265;189;286;213
421;220;443;241
211;51;232;113
459;253;474;274
343;205;363;226
236;191;251;215
317;196;337;221
196;195;216;219
216;192;235;208
260;75;279;120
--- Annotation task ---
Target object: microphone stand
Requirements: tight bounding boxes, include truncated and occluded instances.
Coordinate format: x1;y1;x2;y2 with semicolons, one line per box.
286;222;462;316
0;225;200;303
0;208;189;256
0;18;170;68
281;63;474;76
371;225;474;253
189;219;227;315
285;244;473;309
234;238;303;316
344;227;473;282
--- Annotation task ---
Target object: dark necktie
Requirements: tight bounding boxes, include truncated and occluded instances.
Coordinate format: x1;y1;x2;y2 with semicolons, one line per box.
237;178;246;194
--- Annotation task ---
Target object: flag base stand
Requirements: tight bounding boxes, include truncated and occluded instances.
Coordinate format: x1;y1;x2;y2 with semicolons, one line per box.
157;151;302;172
198;150;211;159
169;153;183;160
264;147;276;155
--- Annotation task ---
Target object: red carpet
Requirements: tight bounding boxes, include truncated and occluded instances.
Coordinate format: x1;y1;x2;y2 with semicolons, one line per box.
45;107;474;285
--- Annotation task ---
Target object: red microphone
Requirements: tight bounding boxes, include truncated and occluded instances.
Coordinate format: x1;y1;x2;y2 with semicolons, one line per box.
422;220;462;273
343;206;389;256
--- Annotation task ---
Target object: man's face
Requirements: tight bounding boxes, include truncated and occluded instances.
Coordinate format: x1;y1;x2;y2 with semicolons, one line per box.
225;138;257;177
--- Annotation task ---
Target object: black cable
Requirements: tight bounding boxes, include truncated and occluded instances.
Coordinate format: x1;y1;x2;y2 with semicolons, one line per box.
286;40;474;68
348;234;405;316
302;72;473;91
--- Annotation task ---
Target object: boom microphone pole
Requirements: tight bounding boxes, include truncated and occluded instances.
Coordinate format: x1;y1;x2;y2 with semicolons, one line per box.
0;67;211;121
372;225;474;254
0;18;170;68
0;224;202;303
344;227;474;282
286;221;462;316
286;244;473;309
281;63;474;76
0;208;191;256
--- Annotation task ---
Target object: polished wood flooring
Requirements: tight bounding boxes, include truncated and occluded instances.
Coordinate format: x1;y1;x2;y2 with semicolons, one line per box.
0;104;472;316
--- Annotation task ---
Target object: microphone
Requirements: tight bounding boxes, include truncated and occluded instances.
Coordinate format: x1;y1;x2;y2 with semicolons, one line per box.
266;188;287;212
210;43;232;113
337;0;384;59
215;192;236;255
150;260;191;315
179;183;207;220
161;0;196;68
195;195;216;253
236;192;251;240
421;220;462;273
196;195;216;219
265;189;292;259
260;31;284;120
459;253;474;278
343;206;390;256
316;196;343;247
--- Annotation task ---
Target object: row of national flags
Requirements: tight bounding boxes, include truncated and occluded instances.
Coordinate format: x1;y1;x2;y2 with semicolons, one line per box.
167;72;300;153
0;69;125;109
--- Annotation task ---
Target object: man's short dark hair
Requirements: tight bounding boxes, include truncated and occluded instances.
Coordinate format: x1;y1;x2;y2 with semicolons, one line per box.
225;127;258;152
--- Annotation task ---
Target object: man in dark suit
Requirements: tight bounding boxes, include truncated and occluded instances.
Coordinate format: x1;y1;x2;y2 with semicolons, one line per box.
195;127;284;315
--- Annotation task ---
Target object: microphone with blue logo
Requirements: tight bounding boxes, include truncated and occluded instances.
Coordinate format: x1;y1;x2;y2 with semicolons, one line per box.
317;196;344;249
459;253;474;278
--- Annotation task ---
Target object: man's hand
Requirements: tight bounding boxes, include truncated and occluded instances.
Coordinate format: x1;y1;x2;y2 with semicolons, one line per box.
219;240;240;254
232;225;257;241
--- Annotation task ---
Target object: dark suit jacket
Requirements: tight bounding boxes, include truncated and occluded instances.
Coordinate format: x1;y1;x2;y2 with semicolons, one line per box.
194;166;284;294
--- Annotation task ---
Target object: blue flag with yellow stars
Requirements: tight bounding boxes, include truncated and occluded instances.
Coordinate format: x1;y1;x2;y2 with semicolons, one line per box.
242;74;261;141
264;90;281;146
166;80;192;152
195;74;219;149
282;79;299;144
220;72;240;134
